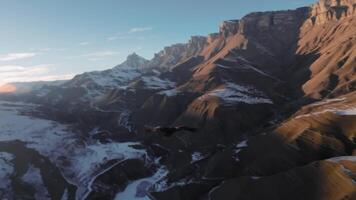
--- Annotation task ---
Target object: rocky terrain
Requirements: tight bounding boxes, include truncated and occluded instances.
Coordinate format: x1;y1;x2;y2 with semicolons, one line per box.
0;0;355;199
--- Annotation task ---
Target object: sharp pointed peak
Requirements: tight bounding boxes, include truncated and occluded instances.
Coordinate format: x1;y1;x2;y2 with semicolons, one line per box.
115;52;149;69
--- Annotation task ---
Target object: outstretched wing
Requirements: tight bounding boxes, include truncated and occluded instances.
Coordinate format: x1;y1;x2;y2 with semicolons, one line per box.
144;126;159;133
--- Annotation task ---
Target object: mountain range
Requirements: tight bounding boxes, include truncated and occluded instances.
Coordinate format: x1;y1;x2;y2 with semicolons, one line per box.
0;0;355;199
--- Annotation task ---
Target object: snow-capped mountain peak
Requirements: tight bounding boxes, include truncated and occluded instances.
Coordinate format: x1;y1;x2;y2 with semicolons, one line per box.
114;52;149;69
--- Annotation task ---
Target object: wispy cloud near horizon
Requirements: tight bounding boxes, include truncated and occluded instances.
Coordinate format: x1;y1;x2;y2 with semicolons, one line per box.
0;53;37;61
106;26;152;41
128;27;152;33
79;42;90;46
0;64;74;86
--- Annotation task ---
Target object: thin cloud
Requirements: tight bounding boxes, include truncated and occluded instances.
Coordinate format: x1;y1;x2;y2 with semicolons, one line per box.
106;36;118;41
55;48;67;51
39;48;52;52
79;42;90;46
0;65;26;72
106;27;152;41
128;27;152;33
0;64;74;86
106;35;146;41
29;48;66;52
0;53;37;61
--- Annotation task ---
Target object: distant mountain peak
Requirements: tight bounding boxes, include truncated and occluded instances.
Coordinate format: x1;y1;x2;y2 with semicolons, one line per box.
116;52;149;69
127;52;140;60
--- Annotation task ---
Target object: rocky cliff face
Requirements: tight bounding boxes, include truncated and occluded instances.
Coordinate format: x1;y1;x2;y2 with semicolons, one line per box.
148;36;208;69
309;0;356;25
295;0;356;99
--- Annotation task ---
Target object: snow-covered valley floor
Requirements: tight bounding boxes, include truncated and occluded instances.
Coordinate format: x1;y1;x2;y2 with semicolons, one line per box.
0;101;154;199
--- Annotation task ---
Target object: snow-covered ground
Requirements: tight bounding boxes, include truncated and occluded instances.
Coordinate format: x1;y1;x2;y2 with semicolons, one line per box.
118;109;133;132
114;166;168;200
0;152;14;190
312;98;346;106
236;140;248;148
234;140;248;161
199;82;273;105
74;67;142;89
334;108;356;116
327;156;356;163
141;76;175;90
22;165;51;200
191;152;205;163
327;156;356;184
295;107;356;119
67;67;144;99
0;101;149;199
159;88;180;97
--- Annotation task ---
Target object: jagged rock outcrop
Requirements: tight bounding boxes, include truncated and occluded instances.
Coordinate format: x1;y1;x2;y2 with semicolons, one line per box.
308;0;356;25
114;52;150;69
148;36;208;69
219;20;239;37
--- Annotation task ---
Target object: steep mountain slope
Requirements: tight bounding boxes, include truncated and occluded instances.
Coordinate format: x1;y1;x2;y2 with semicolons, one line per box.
293;0;356;99
63;53;150;98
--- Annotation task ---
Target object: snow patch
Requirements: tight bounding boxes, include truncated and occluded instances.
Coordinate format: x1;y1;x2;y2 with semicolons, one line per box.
21;165;51;200
199;83;273;105
234;139;248;161
312;98;346;106
191;152;205;163
236;140;248;148
295;107;356;119
327;156;356;163
334;108;356;116
118;110;133;132
141;76;175;90
0;152;14;190
159;88;180;97
61;189;69;200
327;156;356;184
153;176;195;193
115;166;168;200
69;67;143;99
91;68;141;88
68;142;148;199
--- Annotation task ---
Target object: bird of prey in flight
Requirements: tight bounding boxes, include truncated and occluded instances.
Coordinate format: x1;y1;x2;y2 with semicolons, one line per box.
145;126;197;137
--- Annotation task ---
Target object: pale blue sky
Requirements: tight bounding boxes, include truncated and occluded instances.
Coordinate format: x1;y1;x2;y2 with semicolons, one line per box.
0;0;316;85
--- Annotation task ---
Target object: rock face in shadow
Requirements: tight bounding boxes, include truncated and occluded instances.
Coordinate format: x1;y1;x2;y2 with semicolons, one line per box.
209;159;356;200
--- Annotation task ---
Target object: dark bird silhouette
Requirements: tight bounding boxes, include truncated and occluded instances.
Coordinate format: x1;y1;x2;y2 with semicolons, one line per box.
145;125;197;137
